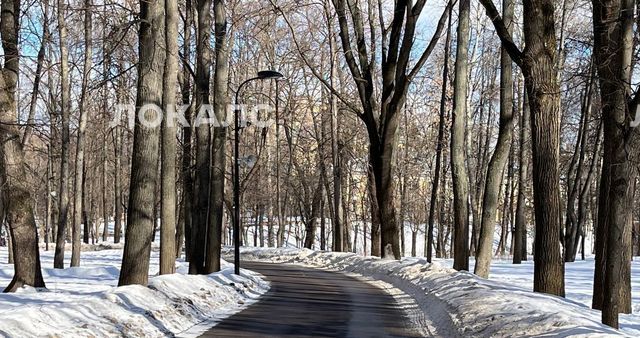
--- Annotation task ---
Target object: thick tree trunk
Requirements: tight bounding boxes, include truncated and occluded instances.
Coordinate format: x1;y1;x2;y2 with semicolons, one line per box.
53;0;71;269
1;0;46;292
592;0;634;327
475;0;514;277
451;0;471;271
204;0;229;273
189;0;212;275
523;40;565;298
118;0;165;286
477;0;565;293
480;0;565;297
71;0;93;267
160;0;178;275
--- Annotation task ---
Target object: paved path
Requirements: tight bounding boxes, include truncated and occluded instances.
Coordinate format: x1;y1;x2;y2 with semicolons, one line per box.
201;262;422;337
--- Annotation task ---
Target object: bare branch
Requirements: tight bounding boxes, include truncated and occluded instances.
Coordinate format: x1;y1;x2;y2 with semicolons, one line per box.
477;0;524;68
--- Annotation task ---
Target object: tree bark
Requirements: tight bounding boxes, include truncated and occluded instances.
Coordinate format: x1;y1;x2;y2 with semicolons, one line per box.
189;0;212;275
160;0;178;275
427;9;452;263
71;0;93;267
475;0;514;277
118;0;165;286
591;0;635;327
513;87;530;264
179;0;194;260
53;0;71;269
451;0;471;271
0;0;46;292
479;0;565;297
204;0;229;274
325;14;343;252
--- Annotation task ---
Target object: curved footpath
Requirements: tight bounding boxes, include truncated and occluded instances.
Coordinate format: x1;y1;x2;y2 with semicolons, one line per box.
201;262;423;337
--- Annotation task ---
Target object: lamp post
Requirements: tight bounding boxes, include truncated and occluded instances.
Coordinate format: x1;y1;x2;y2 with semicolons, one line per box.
234;70;284;275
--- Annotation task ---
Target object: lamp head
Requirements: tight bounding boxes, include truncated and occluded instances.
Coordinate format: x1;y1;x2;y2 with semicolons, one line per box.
257;70;284;80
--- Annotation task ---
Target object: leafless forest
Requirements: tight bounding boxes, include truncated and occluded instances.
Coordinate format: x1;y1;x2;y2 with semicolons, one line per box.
0;0;637;330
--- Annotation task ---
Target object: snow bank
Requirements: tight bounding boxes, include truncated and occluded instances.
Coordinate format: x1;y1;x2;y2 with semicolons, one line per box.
233;247;627;337
0;248;269;338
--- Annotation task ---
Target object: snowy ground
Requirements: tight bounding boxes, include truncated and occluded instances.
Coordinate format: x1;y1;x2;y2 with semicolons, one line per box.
0;242;269;338
435;257;640;325
234;247;637;337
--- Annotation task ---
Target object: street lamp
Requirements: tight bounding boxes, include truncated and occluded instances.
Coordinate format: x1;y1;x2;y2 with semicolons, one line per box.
234;70;284;275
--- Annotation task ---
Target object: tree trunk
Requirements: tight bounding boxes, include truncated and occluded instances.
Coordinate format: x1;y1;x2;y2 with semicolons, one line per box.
451;0;471;271
0;0;46;292
367;166;381;257
592;0;635;327
320;197;326;250
160;0;178;275
71;0;93;267
179;0;194;260
480;0;565;297
426;9;451;263
475;0;514;277
564;70;594;262
113;57;126;245
113;124;123;243
189;0;212;275
82;162;89;245
118;0;165;286
101;136;109;242
524;21;565;297
53;0;72;269
328;25;343;252
513;88;530;264
204;0;229;273
304;178;323;249
46;146;53;250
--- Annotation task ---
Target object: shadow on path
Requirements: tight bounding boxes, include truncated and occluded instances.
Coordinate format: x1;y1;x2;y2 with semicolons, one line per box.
200;262;422;338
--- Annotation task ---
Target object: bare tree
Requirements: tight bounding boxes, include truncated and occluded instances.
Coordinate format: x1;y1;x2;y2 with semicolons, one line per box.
53;0;71;269
189;0;212;274
479;0;565;296
591;0;635;327
204;0;230;273
426;7;452;263
450;0;471;271
160;0;179;275
71;0;93;267
474;0;514;277
119;0;166;286
0;0;46;292
513;87;529;264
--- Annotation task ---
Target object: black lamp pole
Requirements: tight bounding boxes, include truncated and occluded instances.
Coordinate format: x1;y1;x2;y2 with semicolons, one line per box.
234;70;284;275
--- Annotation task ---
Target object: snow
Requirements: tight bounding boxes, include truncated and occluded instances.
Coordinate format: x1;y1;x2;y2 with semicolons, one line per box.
434;256;640;335
0;243;269;338
233;247;634;337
